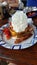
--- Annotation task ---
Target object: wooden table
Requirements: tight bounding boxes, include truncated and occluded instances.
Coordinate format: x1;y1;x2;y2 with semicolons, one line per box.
0;43;37;65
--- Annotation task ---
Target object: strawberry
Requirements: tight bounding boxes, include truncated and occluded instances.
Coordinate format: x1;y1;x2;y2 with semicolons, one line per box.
3;28;11;40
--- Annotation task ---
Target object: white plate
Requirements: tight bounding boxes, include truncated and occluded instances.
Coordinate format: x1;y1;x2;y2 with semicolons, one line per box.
0;22;37;50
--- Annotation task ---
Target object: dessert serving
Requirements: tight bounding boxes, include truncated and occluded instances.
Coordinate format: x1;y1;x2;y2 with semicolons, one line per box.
0;11;36;49
8;11;34;43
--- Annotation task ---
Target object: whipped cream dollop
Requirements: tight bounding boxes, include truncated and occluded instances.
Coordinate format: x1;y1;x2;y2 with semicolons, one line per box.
11;11;28;32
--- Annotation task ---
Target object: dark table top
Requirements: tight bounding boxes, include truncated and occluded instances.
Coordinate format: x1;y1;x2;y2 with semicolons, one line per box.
0;43;37;65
